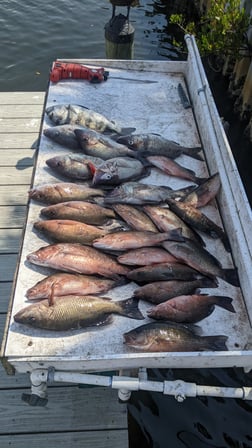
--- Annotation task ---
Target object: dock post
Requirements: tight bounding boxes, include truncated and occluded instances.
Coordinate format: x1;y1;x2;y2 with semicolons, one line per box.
105;1;135;59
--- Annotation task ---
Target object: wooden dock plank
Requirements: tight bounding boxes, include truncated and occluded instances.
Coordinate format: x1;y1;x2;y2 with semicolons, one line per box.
0;149;35;166
0;92;45;105
0;229;23;253
0;166;33;185
0;104;46;119
0;133;39;149
0;118;41;133
0;254;18;281
0;206;27;227
0;386;127;432
0;186;29;206
0;430;128;448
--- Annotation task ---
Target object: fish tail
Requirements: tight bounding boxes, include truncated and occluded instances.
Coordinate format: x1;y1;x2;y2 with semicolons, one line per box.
199;277;219;288
119;297;144;320
195;176;208;185
167;228;185;242
118;127;136;136
203;335;228;351
215;296;236;313
183;147;204;161
222;268;240;287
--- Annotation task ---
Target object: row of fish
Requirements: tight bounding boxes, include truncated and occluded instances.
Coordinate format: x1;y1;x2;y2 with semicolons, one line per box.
13;102;239;353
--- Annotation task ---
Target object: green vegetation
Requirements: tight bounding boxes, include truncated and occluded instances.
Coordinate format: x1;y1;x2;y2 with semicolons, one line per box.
170;0;252;60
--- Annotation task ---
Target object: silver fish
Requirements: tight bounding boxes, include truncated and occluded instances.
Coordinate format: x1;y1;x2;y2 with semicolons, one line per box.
46;103;135;134
117;133;203;161
74;128;137;159
91;157;150;186
43;125;83;149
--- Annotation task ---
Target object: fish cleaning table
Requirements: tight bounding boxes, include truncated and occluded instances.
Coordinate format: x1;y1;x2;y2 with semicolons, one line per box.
2;36;252;401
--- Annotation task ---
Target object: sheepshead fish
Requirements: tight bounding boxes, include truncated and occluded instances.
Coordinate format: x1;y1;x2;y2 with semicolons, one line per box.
112;204;158;232
133;278;218;303
46;103;135;134
147;155;206;184
40;201;116;225
123;322;228;352
166;198;231;252
91;157;150;186
143;205;204;246
74;128;136;159
147;294;235;323
26;243;130;279
26;273;124;304
43;125;83;150
33;219;123;245
181;172;221;208
127;262;202;283
29;183;104;204
162;239;240;287
117;247;178;266
93;229;184;252
14;295;144;331
46;154;103;181
104;181;196;205
117;133;203;160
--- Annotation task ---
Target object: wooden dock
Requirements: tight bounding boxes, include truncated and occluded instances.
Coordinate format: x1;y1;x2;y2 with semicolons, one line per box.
0;92;129;448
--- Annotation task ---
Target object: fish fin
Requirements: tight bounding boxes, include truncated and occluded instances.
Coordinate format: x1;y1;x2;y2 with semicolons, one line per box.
203;335;228;351
118;127;136;135
183;147;204;161
215;296;236;313
80;315;113;328
119;297;144;320
222;268;240;287
48;284;56;306
198;277;219;289
87;162;97;176
167;228;185;242
195;177;208;185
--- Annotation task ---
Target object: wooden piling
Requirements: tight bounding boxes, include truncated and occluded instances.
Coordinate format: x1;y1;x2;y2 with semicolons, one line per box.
105;1;135;59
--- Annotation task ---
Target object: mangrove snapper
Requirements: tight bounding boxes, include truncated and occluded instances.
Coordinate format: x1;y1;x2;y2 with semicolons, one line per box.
40;201;116;225
147;294;235;323
26;243;130;279
29;182;104;204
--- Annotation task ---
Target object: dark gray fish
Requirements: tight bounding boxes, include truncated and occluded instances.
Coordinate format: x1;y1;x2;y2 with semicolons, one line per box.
166;198;231;252
43;125;83;149
14;295;144;331
91;157;150;186
147;294;235;323
162;239;240;287
46;103;135;134
74;128;137;160
127;262;202;283
133;278;218;303
104;181;196;205
46;154;103;181
123;322;228;352
117;133;203;161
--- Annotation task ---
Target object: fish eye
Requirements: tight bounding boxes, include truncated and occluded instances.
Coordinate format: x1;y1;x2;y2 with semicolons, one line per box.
28;316;37;323
105;174;112;180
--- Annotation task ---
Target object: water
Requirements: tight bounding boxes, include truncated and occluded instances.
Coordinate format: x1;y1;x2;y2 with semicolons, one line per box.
1;1;252;446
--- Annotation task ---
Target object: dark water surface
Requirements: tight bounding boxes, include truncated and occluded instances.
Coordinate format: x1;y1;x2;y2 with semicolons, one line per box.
1;1;252;446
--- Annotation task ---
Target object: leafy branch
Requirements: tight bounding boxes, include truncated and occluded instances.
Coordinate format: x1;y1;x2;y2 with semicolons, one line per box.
170;0;252;59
